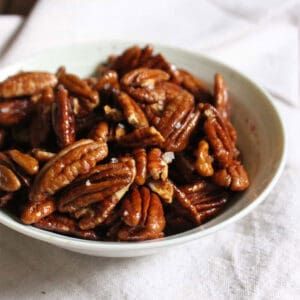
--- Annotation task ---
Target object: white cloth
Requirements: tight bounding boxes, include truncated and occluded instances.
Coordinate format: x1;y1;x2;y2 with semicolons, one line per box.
0;1;300;299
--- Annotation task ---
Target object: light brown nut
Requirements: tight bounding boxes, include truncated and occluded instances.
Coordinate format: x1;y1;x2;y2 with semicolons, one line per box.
118;126;164;148
7;149;39;175
133;148;147;185
94;70;120;91
0;99;31;126
115;91;149;128
121;68;170;103
194;140;214;177
103;105;124;122
148;179;174;203
0;72;57;98
57;67;99;111
88;121;109;142
118;186;166;241
0;163;21;192
21;198;56;224
147;148;168;181
30;139;108;202
34;213;98;240
31;149;55;163
214;73;230;119
52;85;76;148
57;157;136;214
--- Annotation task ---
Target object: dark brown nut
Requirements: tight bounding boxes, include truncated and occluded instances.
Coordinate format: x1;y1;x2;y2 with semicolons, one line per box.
31;149;55;162
94;70;120;91
7;149;39;175
177;69;213;102
29;88;53;148
21;198;56;224
88;121;109;142
148;179;174;203
34;213;98;240
30;139;108;202
103;105;124;122
118;126;164;148
121;68;170;103
162;105;201;152
214;73;230;119
115;91;149;128
133;148;147;185
52;85;76;148
118;186;165;241
0;72;57;98
0;192;14;208
0;99;31;126
57;67;99;111
57;157;136;214
147;148;168;181
194;140;214;177
0;129;6;149
0;163;21;192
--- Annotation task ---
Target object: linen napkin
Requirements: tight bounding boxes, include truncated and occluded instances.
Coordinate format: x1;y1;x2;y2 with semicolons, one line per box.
0;1;300;299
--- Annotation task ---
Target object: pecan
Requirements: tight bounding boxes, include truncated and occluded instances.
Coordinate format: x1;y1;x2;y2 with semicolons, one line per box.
121;68;170;103
103;105;124;122
0;72;57;98
147;148;168;181
148;179;174;203
194;140;214;177
133;148;147;185
34;213;98;240
52;85;76;148
88;121;109;142
117;126;164;148
118;186;165;241
114;91;149;128
7;149;39;175
94;70;120;91
214;73;230;119
31;149;55;163
0;99;31;126
30;139;108;202
21;197;56;224
0;162;21;192
57;157;136;214
57;67;99;111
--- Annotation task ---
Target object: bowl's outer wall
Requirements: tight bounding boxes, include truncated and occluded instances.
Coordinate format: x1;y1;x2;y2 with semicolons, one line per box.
0;42;285;257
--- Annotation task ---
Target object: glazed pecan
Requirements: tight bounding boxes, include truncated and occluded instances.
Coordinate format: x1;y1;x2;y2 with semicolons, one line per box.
214;73;230;119
194;140;214;177
0;72;57;98
0;99;31;126
148;179;174;203
34;213;98;240
121;68;170;103
147;148;168;181
118;186;165;241
0;161;21;192
103;105;124;122
31;149;55;163
57;157;136;214
117;126;164;147
133;148;147;185
30;139;108;202
52;85;76;148
94;70;120;91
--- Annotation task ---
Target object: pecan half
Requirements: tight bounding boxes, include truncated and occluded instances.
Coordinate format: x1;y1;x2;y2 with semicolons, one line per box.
0;72;57;98
147;148;168;181
94;70;120;91
0;162;21;192
103;105;124;122
52;85;76;148
34;213;98;240
133;148;147;185
214;73;230;119
118;186;165;241
30;139;108;202
31;149;55;163
0;99;31;126
194;140;214;177
148;179;174;203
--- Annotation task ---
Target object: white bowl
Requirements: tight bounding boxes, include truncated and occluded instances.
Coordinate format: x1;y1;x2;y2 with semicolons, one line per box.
0;41;286;257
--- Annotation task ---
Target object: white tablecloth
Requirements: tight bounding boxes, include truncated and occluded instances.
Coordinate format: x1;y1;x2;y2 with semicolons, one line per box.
0;1;299;299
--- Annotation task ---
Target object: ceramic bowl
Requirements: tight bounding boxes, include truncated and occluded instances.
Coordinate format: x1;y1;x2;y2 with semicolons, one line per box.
0;41;286;257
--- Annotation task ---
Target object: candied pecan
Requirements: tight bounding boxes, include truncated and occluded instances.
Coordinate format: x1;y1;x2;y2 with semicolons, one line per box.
57;67;99;111
148;179;174;203
117;126;164;148
57;157;136;214
147;148;168;181
177;69;213;102
34;213;97;240
94;70;120;91
30;139;108;202
52;85;76;148
118;186;165;241
0;162;21;192
214;73;230;119
194;140;214;177
103;105;124;122
114;91;149;128
31;148;55;162
121;68;170;103
7;149;39;175
133;148;147;185
0;99;31;126
0;72;57;98
88;121;109;142
21;198;56;224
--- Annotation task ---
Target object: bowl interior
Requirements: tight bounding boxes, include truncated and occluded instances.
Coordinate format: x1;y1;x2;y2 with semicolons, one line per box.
0;41;285;254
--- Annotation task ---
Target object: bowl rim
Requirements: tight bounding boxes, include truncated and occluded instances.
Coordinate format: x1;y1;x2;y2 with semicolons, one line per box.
0;40;286;252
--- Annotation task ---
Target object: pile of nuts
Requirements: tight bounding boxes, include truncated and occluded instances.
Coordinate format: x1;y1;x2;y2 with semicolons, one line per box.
0;45;249;241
